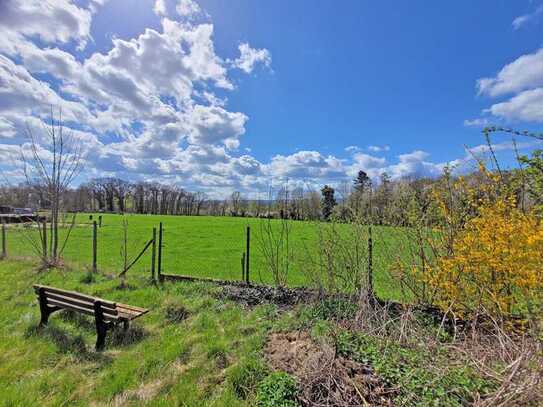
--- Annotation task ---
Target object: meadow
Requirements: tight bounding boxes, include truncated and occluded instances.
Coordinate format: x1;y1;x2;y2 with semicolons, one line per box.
3;214;408;300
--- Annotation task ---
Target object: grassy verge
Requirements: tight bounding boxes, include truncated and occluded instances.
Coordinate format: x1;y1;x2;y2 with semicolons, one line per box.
0;259;497;405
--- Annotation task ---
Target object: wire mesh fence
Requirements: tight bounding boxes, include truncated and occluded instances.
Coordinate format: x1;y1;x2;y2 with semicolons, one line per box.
0;213;408;297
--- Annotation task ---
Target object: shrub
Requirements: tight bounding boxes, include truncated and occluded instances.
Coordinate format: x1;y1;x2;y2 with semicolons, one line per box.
256;372;299;407
427;192;543;320
227;357;268;399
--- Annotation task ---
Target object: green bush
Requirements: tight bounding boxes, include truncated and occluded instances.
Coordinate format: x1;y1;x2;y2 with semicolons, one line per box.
227;357;268;399
256;372;299;407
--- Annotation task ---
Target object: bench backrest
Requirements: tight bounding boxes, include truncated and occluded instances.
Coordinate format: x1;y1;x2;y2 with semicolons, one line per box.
33;284;119;320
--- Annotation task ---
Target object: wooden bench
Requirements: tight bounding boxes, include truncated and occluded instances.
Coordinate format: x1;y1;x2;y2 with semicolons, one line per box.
33;284;149;350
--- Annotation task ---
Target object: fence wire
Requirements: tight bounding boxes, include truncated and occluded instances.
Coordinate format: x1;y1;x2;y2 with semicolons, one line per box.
0;213;408;295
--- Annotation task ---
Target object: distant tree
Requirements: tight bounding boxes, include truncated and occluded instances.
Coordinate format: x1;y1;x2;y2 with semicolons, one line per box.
230;191;242;216
353;170;370;193
320;185;336;221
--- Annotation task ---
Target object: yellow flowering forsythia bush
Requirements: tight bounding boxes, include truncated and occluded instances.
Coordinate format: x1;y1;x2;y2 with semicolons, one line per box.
427;192;543;320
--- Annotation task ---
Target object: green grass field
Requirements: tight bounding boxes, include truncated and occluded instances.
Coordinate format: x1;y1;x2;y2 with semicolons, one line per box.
3;214;410;300
0;259;494;406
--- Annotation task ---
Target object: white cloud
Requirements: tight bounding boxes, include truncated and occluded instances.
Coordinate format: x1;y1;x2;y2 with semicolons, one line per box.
154;0;168;17
475;47;543;124
0;0;92;49
187;105;247;148
464;118;491;127
232;43;272;73
485;88;543;122
367;145;390;152
352;153;386;170
176;0;202;18
266;151;345;180
512;5;543;30
0;0;480;196
477;48;543;97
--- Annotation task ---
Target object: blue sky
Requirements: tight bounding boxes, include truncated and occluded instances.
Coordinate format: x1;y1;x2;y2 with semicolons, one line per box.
1;0;543;196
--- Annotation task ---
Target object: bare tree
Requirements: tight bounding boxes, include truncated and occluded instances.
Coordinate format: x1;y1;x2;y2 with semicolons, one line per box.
21;108;83;267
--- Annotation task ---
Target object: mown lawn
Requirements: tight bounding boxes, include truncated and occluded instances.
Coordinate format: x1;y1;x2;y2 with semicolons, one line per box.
3;214;409;300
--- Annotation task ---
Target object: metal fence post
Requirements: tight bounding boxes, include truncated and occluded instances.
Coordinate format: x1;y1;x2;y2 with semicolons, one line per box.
241;252;246;281
245;226;250;284
157;222;163;280
42;219;47;259
367;225;374;299
92;221;97;272
1;221;6;259
151;227;157;281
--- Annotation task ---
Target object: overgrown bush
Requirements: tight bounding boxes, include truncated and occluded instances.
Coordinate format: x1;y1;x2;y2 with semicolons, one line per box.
256;372;299;407
394;164;543;326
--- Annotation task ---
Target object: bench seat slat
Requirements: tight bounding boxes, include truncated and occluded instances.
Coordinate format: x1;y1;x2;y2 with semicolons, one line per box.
34;284;148;323
44;293;119;318
46;298;120;321
116;302;148;313
33;285;117;310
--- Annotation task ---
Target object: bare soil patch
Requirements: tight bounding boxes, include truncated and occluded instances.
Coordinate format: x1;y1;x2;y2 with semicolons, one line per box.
264;331;394;406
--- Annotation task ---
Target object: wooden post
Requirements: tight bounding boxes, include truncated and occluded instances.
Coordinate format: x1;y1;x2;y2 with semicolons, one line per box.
151;227;156;281
241;252;246;281
158;222;163;279
245;226;250;284
92;221;97;273
1;221;6;259
367;226;374;300
98;215;102;227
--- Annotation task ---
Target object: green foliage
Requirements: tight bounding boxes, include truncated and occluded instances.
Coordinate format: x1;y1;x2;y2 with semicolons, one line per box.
307;298;358;321
227;356;269;399
519;149;543;213
335;331;496;406
320;185;336;220
256;372;299;407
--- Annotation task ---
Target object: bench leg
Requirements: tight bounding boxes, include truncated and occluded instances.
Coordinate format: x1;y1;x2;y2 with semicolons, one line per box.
38;288;60;327
95;322;108;351
122;320;130;332
94;300;112;351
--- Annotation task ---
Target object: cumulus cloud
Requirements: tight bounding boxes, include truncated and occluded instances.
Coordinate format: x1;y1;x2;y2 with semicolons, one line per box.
232;43;272;73
0;0;479;196
477;49;543;97
475;48;543;123
0;0;92;49
176;0;202;17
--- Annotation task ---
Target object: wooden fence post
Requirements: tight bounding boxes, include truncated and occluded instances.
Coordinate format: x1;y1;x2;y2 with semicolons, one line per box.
92;221;97;272
367;225;374;300
1;221;6;259
245;226;250;284
98;215;102;227
151;227;156;281
158;222;163;280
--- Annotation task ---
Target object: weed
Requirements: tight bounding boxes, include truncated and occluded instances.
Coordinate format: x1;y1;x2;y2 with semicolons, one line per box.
256;372;299;407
